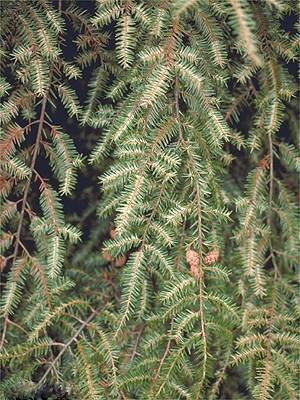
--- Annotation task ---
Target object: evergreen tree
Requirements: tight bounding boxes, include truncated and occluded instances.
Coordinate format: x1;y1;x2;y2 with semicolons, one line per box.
0;1;298;399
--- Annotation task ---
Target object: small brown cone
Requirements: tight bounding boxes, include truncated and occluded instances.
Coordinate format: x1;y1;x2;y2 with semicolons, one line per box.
115;255;127;267
205;249;220;265
186;249;201;278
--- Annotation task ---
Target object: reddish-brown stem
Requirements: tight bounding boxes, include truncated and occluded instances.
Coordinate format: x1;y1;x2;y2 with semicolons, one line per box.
37;308;99;387
12;97;47;266
129;324;144;363
0;96;48;349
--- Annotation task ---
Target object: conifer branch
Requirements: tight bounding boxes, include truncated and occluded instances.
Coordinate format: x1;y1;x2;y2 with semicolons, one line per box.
37;308;99;388
175;78;208;394
1;96;47;349
0;2;297;397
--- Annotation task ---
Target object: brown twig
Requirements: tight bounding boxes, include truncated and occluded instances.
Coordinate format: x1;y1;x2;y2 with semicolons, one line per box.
129;324;144;363
174;78;208;397
0;97;48;349
153;338;171;383
36;308;99;387
11;97;47;268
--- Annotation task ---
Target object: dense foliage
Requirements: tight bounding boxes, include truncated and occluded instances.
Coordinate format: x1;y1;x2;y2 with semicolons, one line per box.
0;0;299;399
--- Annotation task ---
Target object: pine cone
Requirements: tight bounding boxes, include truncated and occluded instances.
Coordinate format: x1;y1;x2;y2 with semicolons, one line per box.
186;249;199;266
115;255;127;267
186;249;201;278
205;249;219;265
